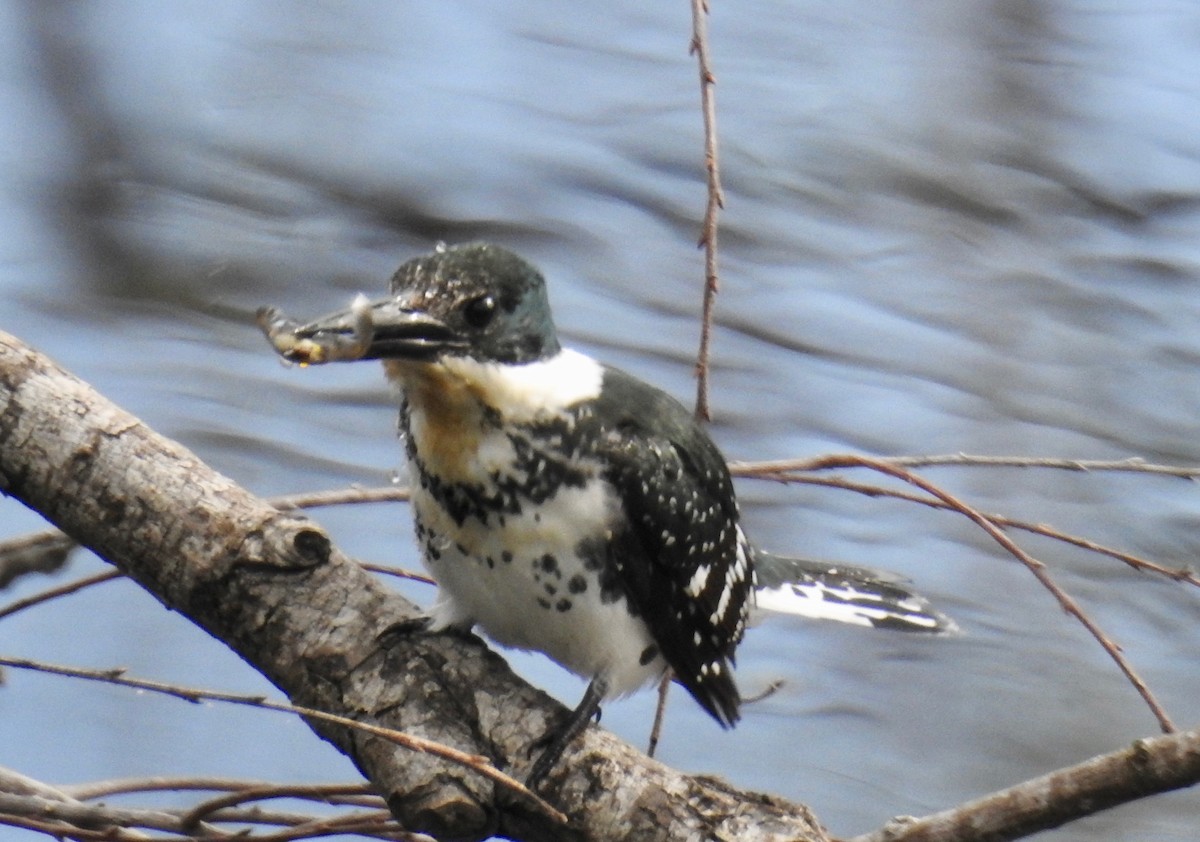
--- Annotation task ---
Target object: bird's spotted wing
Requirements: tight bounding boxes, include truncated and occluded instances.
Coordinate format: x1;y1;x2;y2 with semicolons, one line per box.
592;368;753;727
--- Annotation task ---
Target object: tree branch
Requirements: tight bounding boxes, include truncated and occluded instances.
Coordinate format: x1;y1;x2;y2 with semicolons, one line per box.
0;330;828;842
814;455;1176;734
689;0;724;422
851;729;1200;842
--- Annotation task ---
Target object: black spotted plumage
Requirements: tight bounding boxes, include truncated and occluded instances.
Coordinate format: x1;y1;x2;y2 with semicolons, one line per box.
396;344;755;726
400;400;593;527
588;366;754;727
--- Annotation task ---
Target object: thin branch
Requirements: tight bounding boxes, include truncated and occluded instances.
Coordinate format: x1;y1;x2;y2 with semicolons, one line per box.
269;486;410;510
219;809;409;842
807;455;1177;733
41;774;413;842
0;656;566;826
689;0;724;422
0;789;409;842
747;471;1200;588
733;453;1200;480
0;569;123;620
360;562;435;586
178;784;384;829
0;789;209;839
851;729;1200;842
0;809;147;842
0;766;74;802
63;776;381;805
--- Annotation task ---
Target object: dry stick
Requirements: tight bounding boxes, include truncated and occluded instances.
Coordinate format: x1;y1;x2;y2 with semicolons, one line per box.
849;728;1200;842
0;656;567;826
0;806;154;842
269;486;410;510
816;455;1177;734
689;0;724;423
736;453;1200;480
6;796;395;842
361;562;435;586
231;811;407;842
0;791;404;842
759;471;1200;587
65;776;382;806
180;806;403;842
0;568;123;620
0;789;219;839
179;785;384;829
880;453;1200;478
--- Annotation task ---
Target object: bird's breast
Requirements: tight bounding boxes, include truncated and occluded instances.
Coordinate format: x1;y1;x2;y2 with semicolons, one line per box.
385;360;489;483
411;472;664;695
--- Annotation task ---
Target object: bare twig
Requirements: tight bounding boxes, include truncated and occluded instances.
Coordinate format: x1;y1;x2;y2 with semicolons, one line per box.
744;471;1200;588
689;0;724;422
37;775;411;842
732;453;1200;480
0;569;123;620
0;791;217;839
788;455;1177;733
269;485;410;510
178;784;384;829
361;562;435;586
63;776;381;805
851;729;1200;842
0;766;74;802
0;656;566;825
0;789;408;841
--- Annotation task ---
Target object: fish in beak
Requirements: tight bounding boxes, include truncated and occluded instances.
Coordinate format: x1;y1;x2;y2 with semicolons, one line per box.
257;294;467;366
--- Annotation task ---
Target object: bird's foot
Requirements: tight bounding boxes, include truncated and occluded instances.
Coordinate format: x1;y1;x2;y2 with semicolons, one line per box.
378;615;479;649
525;677;607;790
377;614;434;644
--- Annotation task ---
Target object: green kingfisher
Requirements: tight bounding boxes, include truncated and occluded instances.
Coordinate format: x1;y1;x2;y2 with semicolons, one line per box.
258;242;951;785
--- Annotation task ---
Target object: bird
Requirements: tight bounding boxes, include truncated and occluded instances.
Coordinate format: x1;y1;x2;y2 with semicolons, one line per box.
257;242;952;786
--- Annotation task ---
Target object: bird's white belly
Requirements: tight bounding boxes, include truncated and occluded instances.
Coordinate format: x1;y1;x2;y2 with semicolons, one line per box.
412;478;664;698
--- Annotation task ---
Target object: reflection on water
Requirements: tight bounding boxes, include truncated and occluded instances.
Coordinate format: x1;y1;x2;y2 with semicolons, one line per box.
3;2;1199;838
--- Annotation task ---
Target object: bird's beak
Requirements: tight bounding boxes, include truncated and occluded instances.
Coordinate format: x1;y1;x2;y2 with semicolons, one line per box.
257;294;465;365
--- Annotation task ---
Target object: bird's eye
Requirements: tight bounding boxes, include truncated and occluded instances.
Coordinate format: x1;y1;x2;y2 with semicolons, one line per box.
462;294;497;328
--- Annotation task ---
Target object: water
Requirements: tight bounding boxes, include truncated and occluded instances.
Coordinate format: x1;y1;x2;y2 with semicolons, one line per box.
3;2;1199;838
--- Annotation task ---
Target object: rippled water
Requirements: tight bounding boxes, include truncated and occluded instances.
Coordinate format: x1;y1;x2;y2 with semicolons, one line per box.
3;3;1199;838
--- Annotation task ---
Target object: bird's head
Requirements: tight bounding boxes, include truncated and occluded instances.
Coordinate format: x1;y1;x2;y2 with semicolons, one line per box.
268;243;561;367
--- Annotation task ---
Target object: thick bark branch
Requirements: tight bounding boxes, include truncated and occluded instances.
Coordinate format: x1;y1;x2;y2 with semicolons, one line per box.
0;331;826;842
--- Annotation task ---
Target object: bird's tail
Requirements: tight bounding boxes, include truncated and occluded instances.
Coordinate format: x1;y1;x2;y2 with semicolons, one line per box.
752;550;957;634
